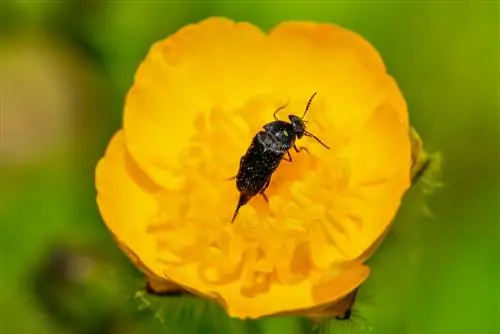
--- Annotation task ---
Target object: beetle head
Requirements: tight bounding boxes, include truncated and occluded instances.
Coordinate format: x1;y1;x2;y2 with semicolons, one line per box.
289;114;306;138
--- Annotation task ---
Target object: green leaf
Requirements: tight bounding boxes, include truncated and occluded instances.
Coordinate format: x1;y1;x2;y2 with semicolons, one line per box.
134;289;261;334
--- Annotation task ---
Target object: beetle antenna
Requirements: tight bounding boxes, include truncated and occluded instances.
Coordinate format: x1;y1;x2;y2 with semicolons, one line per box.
301;92;317;119
305;131;330;150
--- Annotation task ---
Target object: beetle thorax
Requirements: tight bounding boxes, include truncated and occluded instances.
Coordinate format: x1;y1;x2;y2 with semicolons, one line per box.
273;126;296;150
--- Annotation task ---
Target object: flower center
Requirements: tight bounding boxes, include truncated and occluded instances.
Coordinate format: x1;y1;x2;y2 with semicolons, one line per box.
147;95;356;296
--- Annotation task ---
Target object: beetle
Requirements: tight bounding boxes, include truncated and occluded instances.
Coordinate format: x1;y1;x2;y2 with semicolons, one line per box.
230;92;330;223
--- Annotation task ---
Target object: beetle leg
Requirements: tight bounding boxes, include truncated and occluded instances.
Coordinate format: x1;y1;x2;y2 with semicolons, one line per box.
293;145;309;154
260;177;271;193
283;151;293;162
273;109;280;120
273;101;289;120
260;178;271;202
226;157;244;180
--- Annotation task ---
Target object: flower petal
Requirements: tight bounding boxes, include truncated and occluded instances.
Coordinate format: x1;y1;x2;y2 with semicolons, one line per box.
161;262;369;319
95;130;371;317
95;131;164;278
123;17;277;190
268;21;391;144
334;102;411;260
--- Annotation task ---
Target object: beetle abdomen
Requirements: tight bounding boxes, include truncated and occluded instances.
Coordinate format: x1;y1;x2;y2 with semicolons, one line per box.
236;131;284;195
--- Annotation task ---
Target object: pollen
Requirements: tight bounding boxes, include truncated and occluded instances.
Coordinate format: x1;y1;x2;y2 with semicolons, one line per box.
95;17;412;319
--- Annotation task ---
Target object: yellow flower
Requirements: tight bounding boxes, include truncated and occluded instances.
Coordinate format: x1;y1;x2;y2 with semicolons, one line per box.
95;17;412;319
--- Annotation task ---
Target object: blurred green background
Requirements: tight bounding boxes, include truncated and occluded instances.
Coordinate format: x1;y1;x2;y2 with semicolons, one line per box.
0;1;498;334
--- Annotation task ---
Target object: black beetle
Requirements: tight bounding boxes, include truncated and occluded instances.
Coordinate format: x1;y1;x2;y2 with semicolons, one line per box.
230;92;330;223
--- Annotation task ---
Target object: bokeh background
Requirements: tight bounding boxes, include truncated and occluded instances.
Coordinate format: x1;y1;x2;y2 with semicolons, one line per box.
1;1;498;334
